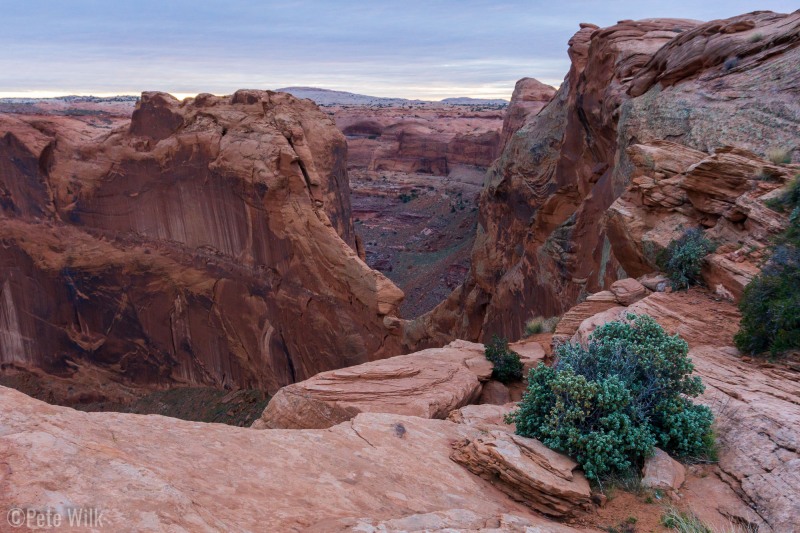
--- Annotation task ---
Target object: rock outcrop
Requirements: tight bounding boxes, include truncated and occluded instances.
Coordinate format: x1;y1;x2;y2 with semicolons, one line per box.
607;142;796;300
252;340;491;429
499;77;557;149
451;430;593;518
0;385;578;532
0;90;404;402
564;289;800;531
409;10;800;346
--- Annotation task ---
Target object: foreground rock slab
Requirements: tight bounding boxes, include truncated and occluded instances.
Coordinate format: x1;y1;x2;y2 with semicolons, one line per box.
0;386;579;532
451;430;593;518
253;340;491;429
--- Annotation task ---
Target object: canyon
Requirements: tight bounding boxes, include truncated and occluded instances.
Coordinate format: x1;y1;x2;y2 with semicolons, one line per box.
1;7;799;533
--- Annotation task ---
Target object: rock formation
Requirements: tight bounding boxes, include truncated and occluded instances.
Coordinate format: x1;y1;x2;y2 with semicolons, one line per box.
253;340;491;429
408;10;800;346
0;90;405;402
0;385;580;532
334;104;504;175
499;77;557;149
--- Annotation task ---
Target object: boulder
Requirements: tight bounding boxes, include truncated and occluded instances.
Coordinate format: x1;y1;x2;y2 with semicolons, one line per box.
451;430;593;518
642;448;686;491
610;278;648;306
478;380;511;405
252;340;489;429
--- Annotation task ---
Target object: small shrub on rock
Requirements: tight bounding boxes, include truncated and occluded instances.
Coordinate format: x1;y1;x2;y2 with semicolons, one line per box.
506;314;713;481
524;316;560;337
658;228;716;290
484;335;523;383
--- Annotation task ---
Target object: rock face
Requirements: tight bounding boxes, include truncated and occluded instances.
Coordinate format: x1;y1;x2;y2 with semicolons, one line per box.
499;78;557;149
451;430;593;518
607;142;796;300
253;340;490;429
0;385;581;533
0;90;405;402
333;104;505;176
565;289;800;531
409;11;800;346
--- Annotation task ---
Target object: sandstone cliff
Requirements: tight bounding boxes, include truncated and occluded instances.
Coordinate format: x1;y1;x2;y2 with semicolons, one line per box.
0;90;404;402
408;11;800;345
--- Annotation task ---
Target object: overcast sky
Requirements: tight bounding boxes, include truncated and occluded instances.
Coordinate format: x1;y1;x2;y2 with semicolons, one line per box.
0;1;796;100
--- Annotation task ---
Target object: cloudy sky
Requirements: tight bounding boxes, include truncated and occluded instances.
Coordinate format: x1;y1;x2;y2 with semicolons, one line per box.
0;1;796;100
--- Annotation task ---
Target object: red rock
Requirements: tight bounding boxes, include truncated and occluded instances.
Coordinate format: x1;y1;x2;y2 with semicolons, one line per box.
409;11;799;347
499;78;557;149
0;90;404;401
610;278;648;305
451;430;593;518
0;385;574;532
642;448;686;491
252;340;489;429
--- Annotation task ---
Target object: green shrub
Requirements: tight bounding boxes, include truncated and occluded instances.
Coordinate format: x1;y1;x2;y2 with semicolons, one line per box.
735;183;800;356
658;228;716;290
484;335;523;383
661;507;712;532
506;314;713;481
524;316;560;337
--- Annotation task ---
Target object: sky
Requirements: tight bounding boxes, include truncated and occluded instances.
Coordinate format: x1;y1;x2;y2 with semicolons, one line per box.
0;1;796;101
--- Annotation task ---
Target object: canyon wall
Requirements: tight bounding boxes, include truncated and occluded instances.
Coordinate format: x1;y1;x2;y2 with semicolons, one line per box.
334;105;505;175
0;90;404;402
407;10;800;346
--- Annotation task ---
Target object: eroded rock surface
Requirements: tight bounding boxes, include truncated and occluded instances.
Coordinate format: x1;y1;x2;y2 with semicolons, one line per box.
253;340;491;429
451;430;593;518
0;90;404;402
0;386;567;532
410;11;800;346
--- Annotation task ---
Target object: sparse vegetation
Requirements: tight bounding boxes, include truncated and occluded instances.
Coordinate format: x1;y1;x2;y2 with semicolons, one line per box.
524;316;560;337
766;147;793;165
736;176;800;357
484;335;524;383
723;56;740;71
507;314;714;481
658;228;716;290
661;507;712;532
748;32;764;43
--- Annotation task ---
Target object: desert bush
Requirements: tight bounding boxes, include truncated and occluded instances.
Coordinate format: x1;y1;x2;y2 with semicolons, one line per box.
748;32;764;43
723;56;739;71
766;147;793;165
658;228;716;290
736;183;800;356
524;316;560;337
484;335;523;383
506;314;713;481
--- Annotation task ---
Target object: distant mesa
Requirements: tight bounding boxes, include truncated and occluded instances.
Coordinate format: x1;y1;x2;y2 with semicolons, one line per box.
276;86;509;107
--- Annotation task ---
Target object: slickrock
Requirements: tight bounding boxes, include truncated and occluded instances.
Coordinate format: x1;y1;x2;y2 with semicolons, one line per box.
451;430;593;518
567;289;800;531
477;380;511;405
0;90;404;402
552;299;622;345
642;448;686;491
447;403;516;432
0;386;568;532
252;340;491;429
410;10;800;346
